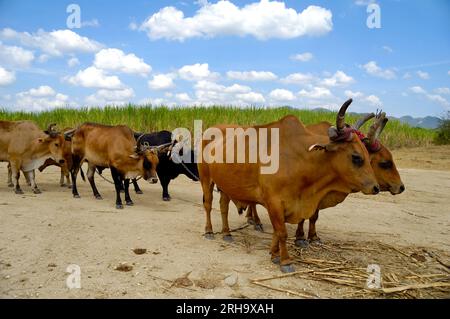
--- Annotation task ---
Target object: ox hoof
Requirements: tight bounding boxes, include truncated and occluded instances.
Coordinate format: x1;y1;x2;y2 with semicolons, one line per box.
271;256;281;265
247;218;256;226
280;264;295;273
254;224;264;232
15;189;24;195
33;188;42;194
223;235;233;242
67;185;72;189
204;232;214;240
163;196;171;201
126;200;134;206
309;238;322;246
294;239;309;248
95;195;103;200
8;183;14;188
73;194;80;199
135;190;143;195
116;204;124;209
60;183;67;187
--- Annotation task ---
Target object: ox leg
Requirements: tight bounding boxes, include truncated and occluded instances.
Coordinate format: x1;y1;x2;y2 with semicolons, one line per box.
294;219;308;248
10;162;23;194
268;204;294;273
87;164;102;200
71;156;81;198
7;163;13;187
26;170;41;194
250;205;263;232
132;179;143;194
201;181;215;240
124;179;134;206
24;170;32;186
308;210;321;244
110;167;123;209
219;192;233;242
160;176;171;201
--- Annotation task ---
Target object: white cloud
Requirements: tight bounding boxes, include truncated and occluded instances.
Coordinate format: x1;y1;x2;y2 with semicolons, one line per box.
86;88;135;106
129;22;138;31
0;42;34;68
236;92;265;104
434;87;450;95
365;94;382;106
269;89;295;102
290;52;313;62
409;86;450;108
223;84;251;93
344;90;364;98
321;70;354;87
281;72;316;85
0;67;15;85
15;85;72;111
67;57;79;67
409;86;426;94
94;48;151;75
175;93;192;103
148;73;175;90
226;70;277;81
26;85;55;97
139;1;332;41
65;66;123;89
0;28;102;56
382;45;393;53
403;72;412;79
298;87;332;99
178;63;218;81
193;80;264;105
362;61;396;79
417;70;430;80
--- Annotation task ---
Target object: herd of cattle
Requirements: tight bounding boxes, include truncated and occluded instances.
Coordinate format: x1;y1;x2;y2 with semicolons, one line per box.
0;99;404;273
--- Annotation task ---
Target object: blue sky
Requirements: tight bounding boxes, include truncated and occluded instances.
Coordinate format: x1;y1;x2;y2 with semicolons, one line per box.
0;0;449;117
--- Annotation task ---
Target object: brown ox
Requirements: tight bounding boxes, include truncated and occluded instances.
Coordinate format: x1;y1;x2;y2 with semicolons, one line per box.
198;99;379;272
69;123;160;209
241;112;405;247
0;122;66;194
36;128;74;188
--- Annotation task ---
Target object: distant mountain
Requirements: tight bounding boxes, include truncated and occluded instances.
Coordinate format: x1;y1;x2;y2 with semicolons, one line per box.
395;116;441;129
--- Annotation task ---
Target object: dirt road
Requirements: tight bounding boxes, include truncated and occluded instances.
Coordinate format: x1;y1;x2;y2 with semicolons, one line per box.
0;146;449;298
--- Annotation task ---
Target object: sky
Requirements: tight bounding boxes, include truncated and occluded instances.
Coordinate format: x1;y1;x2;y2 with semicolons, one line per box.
0;0;449;117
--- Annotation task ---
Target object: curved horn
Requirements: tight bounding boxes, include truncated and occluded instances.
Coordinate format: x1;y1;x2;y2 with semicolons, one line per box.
375;113;388;140
367;111;385;145
353;112;375;130
336;98;352;131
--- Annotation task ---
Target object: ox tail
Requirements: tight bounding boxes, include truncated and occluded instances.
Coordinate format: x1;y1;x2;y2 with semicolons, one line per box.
79;166;86;182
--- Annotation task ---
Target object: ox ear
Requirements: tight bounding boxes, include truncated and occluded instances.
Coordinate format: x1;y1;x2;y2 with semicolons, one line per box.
129;154;140;159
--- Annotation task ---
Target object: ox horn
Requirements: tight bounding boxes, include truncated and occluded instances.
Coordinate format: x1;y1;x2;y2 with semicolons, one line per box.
353;113;375;130
367;111;386;145
376;115;389;139
336;98;353;131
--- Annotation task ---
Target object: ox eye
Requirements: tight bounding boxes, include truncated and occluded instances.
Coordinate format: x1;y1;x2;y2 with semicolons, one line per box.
379;160;393;169
55;143;59;147
352;154;364;167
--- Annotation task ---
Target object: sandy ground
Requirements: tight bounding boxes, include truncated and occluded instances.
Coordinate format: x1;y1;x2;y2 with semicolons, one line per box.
0;146;449;299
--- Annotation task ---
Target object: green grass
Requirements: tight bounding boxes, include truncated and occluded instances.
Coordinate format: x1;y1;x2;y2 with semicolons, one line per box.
0;104;435;149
